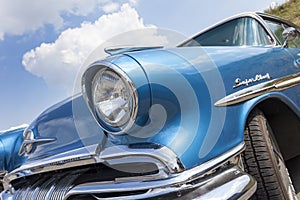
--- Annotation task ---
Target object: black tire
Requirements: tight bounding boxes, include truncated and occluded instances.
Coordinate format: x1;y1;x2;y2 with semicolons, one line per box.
242;109;297;200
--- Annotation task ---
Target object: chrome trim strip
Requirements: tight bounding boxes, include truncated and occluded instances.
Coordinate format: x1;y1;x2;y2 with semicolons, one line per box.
22;138;56;145
19;137;56;155
215;72;300;107
64;143;249;199
104;46;163;56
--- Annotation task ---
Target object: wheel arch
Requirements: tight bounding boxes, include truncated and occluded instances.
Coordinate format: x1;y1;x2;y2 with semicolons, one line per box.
246;96;300;161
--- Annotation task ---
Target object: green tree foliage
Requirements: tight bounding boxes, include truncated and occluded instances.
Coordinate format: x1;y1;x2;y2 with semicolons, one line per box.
266;0;300;27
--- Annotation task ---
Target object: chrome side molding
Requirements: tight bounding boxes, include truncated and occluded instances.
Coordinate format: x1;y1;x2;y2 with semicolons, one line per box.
215;72;300;107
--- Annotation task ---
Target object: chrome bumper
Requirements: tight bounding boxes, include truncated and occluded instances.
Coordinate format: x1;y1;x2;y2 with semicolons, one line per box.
0;143;256;200
62;165;256;200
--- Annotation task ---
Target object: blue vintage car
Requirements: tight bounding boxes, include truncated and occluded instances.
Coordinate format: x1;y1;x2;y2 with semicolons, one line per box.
1;12;300;199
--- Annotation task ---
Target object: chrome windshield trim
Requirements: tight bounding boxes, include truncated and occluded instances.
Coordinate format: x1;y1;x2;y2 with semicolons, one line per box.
215;72;300;107
64;142;247;199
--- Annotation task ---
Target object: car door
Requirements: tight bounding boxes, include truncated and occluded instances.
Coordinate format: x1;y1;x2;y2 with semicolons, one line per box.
262;17;300;111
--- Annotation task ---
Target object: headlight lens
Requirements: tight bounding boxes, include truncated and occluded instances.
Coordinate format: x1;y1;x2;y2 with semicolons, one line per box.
91;67;135;129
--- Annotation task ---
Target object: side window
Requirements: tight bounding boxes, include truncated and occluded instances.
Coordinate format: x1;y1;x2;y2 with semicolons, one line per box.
265;20;300;48
246;18;272;46
181;17;272;47
265;20;285;44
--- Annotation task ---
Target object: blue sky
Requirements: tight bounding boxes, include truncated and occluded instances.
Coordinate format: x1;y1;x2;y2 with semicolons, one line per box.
0;0;286;130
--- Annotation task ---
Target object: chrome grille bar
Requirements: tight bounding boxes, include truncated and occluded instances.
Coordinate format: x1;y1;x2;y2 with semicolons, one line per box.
12;170;86;200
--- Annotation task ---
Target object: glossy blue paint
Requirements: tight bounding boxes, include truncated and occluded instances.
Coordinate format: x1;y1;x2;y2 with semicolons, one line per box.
0;128;25;172
25;95;105;161
122;48;227;168
111;46;299;168
16;45;300;169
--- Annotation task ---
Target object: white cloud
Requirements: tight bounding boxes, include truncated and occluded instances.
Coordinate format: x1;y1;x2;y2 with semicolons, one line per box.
0;0;104;39
22;4;169;94
0;0;142;39
102;2;120;13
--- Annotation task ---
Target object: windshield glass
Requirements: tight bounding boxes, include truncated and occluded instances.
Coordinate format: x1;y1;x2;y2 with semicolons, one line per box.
180;17;272;47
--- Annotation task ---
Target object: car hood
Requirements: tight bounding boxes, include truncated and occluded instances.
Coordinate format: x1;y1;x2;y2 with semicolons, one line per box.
25;95;105;161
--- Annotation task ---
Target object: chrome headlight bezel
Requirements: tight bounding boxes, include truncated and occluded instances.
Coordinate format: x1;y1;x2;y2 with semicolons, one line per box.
82;62;138;134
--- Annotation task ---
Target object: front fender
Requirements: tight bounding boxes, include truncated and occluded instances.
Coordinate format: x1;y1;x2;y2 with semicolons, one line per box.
105;48;239;169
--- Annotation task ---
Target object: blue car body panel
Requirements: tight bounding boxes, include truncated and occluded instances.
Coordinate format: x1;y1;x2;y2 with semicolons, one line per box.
22;46;300;169
26;95;105;161
0;128;25;172
112;46;300;168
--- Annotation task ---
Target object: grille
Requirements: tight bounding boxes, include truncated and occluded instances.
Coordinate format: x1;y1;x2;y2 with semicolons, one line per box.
13;170;85;200
10;162;159;200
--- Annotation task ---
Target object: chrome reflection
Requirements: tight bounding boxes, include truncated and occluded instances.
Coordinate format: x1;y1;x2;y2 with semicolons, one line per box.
215;72;300;107
2;142;247;200
18;129;56;156
63;143;254;200
2;143;184;192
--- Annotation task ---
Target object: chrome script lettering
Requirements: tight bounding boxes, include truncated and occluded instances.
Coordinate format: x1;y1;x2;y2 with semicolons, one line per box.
233;73;271;89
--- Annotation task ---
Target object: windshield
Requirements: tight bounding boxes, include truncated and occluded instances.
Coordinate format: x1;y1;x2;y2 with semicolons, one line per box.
180;17;272;47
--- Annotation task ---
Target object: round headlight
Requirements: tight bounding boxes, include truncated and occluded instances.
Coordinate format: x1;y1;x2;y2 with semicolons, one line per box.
91;67;137;132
